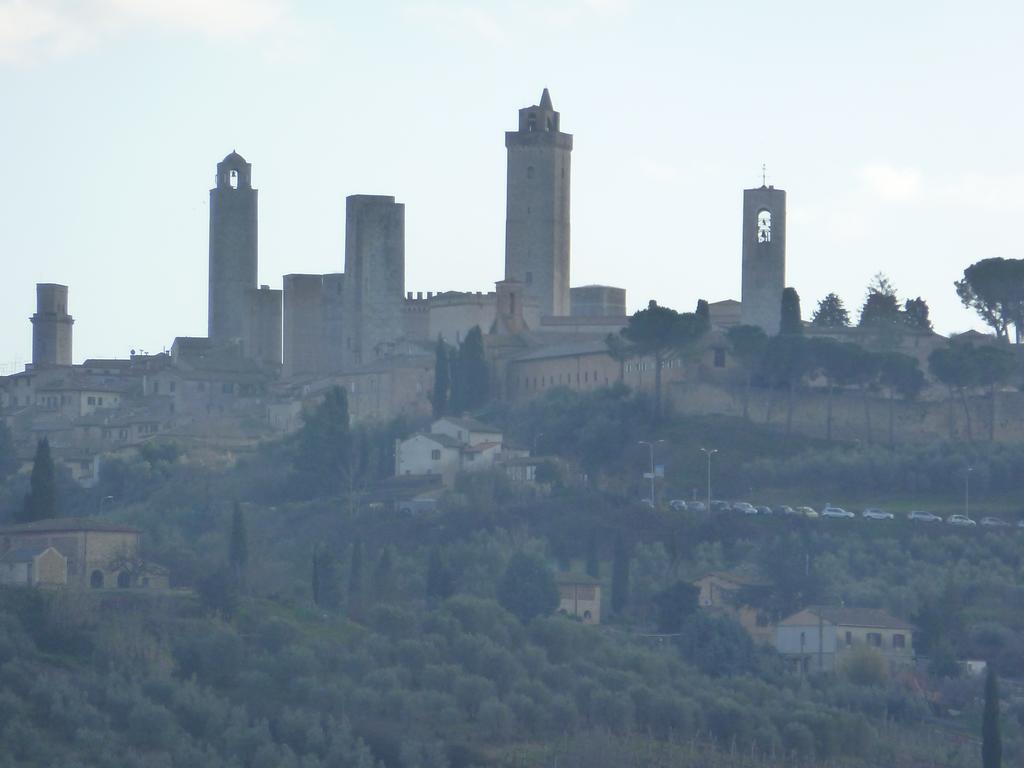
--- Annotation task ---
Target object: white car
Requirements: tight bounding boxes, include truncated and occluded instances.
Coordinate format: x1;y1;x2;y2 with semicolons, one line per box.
862;508;894;521
732;502;758;515
821;505;854;519
947;514;977;527
980;517;1011;528
908;510;942;523
669;499;688;511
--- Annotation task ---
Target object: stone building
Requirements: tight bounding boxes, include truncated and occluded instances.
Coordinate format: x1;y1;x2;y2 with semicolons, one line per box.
740;184;786;334
505;89;572;323
0;545;67;587
775;606;914;675
556;573;601;624
0;518;168;590
31;284;74;368
207;151;282;366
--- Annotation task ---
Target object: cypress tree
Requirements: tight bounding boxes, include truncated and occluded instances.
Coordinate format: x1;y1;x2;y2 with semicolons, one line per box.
229;502;248;584
312;548;322;608
455;326;489;411
20;438;56;523
585;533;600;579
983;666;1002;768
372;546;396;603
695;299;711;330
425;547;454;604
780;287;803;335
348;539;364;618
611;535;630;615
432;336;450;418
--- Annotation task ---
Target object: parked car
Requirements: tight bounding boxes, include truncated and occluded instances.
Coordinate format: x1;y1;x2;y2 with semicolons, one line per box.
687;501;706;512
669;499;688;511
862;508;894;521
908;510;942;522
980;516;1011;528
732;502;757;515
710;500;730;513
795;506;819;519
756;505;773;515
947;514;977;527
774;505;798;516
822;505;854;519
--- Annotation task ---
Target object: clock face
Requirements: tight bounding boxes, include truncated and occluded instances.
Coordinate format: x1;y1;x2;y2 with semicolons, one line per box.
757;210;772;244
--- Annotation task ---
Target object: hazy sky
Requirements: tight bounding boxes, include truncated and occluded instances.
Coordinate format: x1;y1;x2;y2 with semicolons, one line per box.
1;0;1021;370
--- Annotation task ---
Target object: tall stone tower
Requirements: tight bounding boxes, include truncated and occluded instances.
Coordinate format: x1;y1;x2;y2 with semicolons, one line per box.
740;184;786;334
31;283;73;367
343;195;405;365
504;88;572;321
208;151;258;344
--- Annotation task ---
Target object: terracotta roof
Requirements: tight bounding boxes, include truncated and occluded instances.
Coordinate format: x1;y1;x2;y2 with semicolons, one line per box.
781;606;913;631
0;517;141;535
434;416;502;434
0;545;58;563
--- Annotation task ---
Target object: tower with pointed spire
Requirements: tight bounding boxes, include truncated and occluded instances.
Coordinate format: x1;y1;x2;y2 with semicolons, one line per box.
504;88;572;321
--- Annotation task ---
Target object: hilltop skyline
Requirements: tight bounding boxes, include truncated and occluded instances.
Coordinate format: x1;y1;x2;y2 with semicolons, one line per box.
2;1;1021;368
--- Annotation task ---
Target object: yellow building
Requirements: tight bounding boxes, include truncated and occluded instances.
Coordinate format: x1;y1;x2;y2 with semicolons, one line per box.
693;570;775;644
556;573;601;624
0;518;167;590
0;545;68;587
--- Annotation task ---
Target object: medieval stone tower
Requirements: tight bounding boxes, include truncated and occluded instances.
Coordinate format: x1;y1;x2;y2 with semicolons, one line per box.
208;151;258;345
740;184;786;334
342;195;405;365
504;88;572;321
31;283;73;367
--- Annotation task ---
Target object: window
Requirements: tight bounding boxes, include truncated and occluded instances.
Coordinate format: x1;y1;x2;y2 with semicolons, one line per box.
714;348;726;368
229;169;239;189
169;381;176;393
528;113;537;131
757;209;772;243
845;631;853;646
90;570;104;589
431;449;441;460
87;396;95;405
152;381;159;394
893;633;905;648
117;571;131;589
525;271;533;284
867;632;882;647
97;397;104;406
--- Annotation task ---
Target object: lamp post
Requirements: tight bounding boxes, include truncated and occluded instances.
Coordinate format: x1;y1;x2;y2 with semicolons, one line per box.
638;440;665;507
965;466;973;519
700;448;718;513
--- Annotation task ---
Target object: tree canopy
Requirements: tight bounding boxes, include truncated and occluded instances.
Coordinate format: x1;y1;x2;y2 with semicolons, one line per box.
496;552;559;623
955;257;1024;342
811;293;850;327
19;438;56;523
780;287;803;335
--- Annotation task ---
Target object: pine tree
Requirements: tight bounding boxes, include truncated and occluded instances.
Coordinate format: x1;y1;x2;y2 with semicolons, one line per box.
20;438;56;523
903;297;933;331
780;287;803;335
811;293;850;327
983;666;1002;768
431;336;450;418
229;502;248;586
611;535;630;615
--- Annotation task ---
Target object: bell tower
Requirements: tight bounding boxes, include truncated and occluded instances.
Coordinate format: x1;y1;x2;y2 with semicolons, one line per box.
504;88;572;322
208;150;258;344
740;182;786;334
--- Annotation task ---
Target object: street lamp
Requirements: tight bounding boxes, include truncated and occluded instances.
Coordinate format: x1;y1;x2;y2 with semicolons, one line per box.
965;466;973;519
700;448;718;513
638;440;666;507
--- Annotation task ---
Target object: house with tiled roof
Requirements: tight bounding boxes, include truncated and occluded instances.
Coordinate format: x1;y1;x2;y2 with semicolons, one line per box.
775;606;915;674
395;417;534;489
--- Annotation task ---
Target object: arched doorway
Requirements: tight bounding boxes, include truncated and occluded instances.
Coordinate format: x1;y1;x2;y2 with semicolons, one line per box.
117;571;131;589
90;570;104;589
